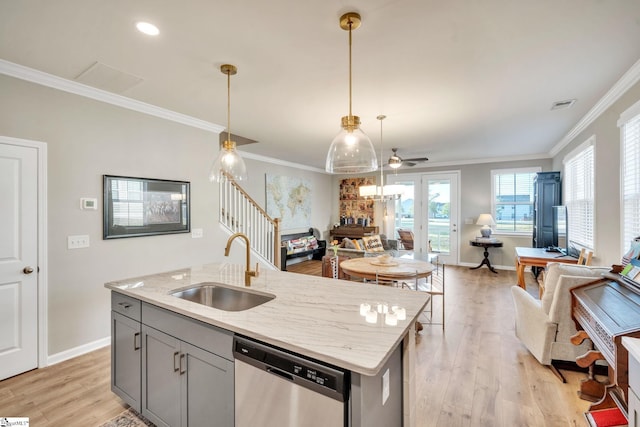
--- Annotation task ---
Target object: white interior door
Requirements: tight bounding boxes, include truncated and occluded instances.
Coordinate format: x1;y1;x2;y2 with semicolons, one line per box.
0;142;39;380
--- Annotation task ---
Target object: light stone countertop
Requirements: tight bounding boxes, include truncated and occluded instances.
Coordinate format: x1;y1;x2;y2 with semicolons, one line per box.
105;262;430;376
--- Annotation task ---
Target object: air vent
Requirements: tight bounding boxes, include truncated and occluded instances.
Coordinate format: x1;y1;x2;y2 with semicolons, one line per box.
75;62;143;94
551;99;577;110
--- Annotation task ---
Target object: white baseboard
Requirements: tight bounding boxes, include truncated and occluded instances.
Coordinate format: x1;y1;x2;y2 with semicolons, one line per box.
46;336;110;366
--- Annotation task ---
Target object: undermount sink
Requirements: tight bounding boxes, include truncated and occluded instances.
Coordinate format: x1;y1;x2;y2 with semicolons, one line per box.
170;282;274;312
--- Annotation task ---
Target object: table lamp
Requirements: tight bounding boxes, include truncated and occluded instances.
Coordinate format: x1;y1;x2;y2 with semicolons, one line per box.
476;214;496;238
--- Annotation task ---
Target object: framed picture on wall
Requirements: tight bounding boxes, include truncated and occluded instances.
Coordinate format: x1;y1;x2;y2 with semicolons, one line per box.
103;175;190;239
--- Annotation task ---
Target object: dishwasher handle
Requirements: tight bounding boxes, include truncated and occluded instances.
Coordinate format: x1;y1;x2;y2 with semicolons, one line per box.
266;366;294;381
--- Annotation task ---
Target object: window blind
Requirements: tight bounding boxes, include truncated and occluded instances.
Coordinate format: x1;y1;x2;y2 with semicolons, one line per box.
564;140;594;250
491;168;539;233
622;113;640;248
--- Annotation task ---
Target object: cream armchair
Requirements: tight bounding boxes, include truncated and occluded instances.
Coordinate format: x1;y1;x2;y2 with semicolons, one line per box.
511;262;609;378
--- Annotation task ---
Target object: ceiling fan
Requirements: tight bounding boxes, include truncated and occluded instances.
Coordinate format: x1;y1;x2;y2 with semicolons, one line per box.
388;148;429;168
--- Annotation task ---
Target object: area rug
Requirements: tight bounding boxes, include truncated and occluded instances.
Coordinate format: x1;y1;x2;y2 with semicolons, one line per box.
99;408;155;427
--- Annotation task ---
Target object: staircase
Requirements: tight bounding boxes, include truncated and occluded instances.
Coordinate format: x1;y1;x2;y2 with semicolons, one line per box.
219;177;281;269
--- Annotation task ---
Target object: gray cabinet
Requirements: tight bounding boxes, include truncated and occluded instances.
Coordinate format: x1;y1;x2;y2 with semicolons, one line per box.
110;291;234;427
141;325;234;427
111;294;142;411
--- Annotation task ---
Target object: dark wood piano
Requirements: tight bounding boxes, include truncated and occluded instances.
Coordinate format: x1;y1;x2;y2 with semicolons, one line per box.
571;271;640;420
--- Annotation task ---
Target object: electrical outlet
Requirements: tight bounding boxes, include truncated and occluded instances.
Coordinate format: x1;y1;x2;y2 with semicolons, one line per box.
191;228;203;238
68;235;90;249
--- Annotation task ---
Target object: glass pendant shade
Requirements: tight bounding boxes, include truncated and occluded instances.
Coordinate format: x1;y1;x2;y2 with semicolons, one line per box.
209;140;247;182
209;63;247;182
326;116;378;174
326;13;377;174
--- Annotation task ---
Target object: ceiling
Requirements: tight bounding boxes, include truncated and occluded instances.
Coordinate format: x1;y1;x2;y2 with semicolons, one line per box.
2;0;640;171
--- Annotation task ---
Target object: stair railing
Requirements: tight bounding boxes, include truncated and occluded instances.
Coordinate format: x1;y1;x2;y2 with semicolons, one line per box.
219;174;281;269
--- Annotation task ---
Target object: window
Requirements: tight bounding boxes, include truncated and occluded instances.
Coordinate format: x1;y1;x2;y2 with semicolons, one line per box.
619;101;640;251
563;137;595;250
491;168;540;234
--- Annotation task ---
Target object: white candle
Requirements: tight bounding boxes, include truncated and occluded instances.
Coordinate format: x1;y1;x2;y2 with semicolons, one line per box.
366;309;378;324
394;307;406;320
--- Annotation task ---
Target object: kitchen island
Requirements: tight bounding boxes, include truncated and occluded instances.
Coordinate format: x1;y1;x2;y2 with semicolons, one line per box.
105;262;430;427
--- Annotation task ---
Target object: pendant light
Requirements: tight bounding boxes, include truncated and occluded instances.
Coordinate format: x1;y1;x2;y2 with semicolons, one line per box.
209;64;247;182
325;12;378;174
359;115;402;200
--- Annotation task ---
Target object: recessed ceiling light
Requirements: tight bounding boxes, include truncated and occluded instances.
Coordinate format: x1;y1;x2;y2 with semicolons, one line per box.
136;21;159;36
551;99;576;110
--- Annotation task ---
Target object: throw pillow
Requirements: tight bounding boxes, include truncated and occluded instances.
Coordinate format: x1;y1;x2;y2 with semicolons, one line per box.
379;234;390;250
343;238;357;249
363;235;385;252
353;239;362;251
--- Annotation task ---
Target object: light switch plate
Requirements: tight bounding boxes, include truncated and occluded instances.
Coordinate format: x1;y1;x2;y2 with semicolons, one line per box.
68;235;90;249
191;228;203;238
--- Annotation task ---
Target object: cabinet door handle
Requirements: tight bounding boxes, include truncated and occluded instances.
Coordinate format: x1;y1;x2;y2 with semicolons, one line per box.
133;332;140;350
179;353;186;375
118;302;132;310
173;351;180;372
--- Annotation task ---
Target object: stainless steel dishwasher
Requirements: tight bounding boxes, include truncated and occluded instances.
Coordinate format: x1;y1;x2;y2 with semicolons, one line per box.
233;335;349;427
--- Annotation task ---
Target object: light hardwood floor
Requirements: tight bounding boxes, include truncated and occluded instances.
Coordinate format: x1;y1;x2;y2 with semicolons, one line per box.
0;263;591;426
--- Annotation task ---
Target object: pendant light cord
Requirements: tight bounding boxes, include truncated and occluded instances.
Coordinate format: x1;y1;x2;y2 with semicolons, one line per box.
348;19;353;118
227;70;231;144
379;118;384;187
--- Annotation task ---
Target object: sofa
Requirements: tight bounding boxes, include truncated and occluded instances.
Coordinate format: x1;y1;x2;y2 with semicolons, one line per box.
511;262;610;372
331;234;398;259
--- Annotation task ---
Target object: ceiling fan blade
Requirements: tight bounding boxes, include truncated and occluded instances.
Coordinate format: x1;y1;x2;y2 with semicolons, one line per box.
403;157;429;162
405;161;417;167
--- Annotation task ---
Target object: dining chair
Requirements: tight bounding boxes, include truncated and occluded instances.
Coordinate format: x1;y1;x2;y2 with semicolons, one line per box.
577;248;593;266
397;229;414;250
399;263;445;331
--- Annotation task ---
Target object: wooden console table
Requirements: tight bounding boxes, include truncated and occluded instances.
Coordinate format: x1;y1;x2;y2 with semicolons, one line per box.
469;240;503;273
515;247;577;291
330;225;379;241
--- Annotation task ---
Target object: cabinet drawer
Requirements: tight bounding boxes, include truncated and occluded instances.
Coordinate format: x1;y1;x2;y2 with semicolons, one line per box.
112;292;141;322
142;302;233;361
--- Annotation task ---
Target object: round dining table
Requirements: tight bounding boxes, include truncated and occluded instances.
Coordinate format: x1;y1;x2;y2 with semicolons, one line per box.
340;256;435;283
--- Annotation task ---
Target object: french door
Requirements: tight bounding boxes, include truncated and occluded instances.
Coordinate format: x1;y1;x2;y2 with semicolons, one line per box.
387;172;459;265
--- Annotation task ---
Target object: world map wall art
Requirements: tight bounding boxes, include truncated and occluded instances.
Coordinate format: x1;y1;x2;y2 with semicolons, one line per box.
265;174;312;230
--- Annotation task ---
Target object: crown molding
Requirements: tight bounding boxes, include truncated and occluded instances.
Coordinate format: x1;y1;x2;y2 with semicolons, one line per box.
0;59;225;134
238;150;327;174
550;57;640;157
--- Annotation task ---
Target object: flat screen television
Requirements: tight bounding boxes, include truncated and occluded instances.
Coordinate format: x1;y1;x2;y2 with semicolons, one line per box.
552;205;568;255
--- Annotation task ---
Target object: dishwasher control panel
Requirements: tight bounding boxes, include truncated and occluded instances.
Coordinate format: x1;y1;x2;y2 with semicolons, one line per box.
233;335;348;402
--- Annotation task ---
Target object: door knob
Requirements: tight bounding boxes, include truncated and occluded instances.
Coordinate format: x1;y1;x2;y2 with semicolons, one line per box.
23;266;34;274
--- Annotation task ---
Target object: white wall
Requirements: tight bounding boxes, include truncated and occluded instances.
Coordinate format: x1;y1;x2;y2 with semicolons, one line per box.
552;80;640;267
0;74;331;358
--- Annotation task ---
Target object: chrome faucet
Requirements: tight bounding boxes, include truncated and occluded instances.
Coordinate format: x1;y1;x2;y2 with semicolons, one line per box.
224;233;259;286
